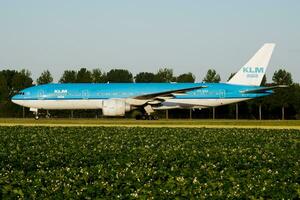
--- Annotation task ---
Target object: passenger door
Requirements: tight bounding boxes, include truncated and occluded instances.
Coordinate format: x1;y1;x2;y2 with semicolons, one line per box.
219;89;226;98
82;90;89;99
38;90;45;99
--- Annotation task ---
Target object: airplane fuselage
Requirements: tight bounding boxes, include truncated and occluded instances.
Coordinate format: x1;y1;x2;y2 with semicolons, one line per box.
12;83;270;110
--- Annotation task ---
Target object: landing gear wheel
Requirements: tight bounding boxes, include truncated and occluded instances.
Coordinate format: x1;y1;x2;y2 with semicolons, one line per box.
135;114;142;120
135;113;158;120
34;115;39;120
46;113;51;118
148;115;154;120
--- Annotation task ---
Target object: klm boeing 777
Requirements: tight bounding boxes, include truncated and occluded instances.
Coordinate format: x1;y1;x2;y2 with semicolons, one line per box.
12;43;285;119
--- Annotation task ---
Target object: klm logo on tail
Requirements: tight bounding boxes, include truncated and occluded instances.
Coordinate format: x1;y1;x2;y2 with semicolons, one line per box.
243;67;264;78
243;67;264;73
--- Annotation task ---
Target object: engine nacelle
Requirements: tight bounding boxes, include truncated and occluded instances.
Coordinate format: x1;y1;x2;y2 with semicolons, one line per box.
102;99;131;116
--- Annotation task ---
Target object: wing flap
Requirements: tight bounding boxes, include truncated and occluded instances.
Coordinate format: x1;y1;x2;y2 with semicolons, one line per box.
133;85;207;100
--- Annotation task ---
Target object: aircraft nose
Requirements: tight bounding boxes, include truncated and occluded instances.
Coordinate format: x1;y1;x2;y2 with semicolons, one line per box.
11;94;22;104
11;95;18;103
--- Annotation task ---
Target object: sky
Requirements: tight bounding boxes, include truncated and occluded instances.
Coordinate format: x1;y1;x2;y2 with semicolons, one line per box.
0;0;299;83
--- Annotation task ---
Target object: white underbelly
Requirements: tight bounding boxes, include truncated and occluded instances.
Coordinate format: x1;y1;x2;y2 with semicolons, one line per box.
13;98;251;110
164;98;251;108
12;100;104;110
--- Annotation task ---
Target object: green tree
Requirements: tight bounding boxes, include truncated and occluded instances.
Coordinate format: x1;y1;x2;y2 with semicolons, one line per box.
92;69;107;83
0;69;33;117
0;73;9;100
176;72;195;83
272;69;293;85
106;69;133;83
271;69;293;120
11;69;33;93
0;70;17;97
135;72;155;83
59;70;77;83
203;69;221;83
291;83;300;119
154;68;175;82
76;68;92;83
36;70;53;85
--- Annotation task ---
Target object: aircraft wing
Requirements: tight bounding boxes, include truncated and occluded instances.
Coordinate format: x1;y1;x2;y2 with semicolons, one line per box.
240;85;288;94
133;85;207;100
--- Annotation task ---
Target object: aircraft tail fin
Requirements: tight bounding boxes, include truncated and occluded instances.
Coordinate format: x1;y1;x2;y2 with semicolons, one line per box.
227;43;275;86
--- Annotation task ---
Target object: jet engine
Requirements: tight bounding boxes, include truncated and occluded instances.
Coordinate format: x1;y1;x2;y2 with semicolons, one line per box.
102;99;131;116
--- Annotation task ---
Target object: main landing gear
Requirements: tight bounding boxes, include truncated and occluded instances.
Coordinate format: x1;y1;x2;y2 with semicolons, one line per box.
134;105;158;120
30;108;51;120
135;105;158;120
135;114;158;120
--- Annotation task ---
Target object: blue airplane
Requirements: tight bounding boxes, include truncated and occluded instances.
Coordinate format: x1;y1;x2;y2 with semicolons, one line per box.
12;43;285;119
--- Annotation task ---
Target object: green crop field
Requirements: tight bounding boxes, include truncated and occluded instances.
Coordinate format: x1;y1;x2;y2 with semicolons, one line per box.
0;126;299;199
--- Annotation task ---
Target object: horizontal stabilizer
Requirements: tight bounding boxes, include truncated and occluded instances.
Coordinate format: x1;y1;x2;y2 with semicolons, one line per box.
240;85;288;94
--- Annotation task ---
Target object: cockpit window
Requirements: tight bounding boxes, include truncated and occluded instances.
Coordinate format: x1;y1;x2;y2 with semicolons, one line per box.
17;92;25;95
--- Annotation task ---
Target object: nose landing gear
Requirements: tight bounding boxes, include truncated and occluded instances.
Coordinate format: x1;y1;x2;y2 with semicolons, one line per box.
30;108;40;120
34;114;40;120
30;108;51;120
45;110;51;118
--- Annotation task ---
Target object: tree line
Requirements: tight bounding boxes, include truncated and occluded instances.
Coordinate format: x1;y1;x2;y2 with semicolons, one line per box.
0;67;299;119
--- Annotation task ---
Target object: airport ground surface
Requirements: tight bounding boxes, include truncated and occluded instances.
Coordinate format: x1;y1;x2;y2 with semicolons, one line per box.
1;118;300;129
